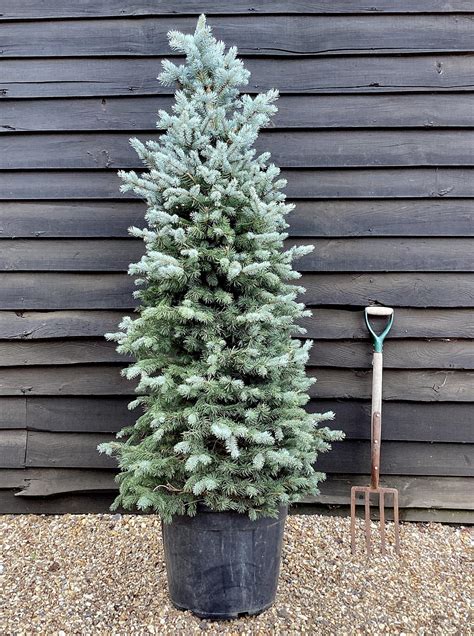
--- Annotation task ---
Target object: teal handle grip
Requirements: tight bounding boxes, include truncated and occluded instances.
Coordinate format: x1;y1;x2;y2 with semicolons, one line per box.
364;307;394;353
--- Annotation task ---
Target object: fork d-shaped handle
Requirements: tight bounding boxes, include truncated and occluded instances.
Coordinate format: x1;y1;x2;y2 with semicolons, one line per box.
365;306;394;353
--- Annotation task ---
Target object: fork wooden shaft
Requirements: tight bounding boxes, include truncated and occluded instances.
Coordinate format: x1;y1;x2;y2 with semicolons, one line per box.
371;352;383;490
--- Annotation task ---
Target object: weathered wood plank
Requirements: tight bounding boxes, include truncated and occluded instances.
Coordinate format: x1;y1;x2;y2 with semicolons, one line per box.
302;273;474;307
302;309;474;339
317;440;474;476
0;201;146;238
0;273;135;310
2;1;473;20
26;432;116;469
1;365;472;400
1;238;471;273
0;310;125;339
310;475;474;510
0;491;118;514
308;340;474;370
309;368;474;401
5;238;135;271
0;340;127;366
5;131;474;169
23;431;474;476
295;238;474;272
287;168;474;198
21;396;474;442
307;507;474;524
2;470;470;511
0;430;27;468
0;239;142;271
0;366;131;396
0;468;116;496
4;16;474;58
2;199;473;238
26;397;135;433
6;395;474;441
1;55;473;98
308;400;474;443
290;199;474;237
2;169;474;200
4;337;470;370
2;308;471;341
0;398;26;429
0;490;471;520
0;272;471;310
4;95;474;133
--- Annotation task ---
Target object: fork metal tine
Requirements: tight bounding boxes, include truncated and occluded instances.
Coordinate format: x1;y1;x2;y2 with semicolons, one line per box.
350;486;357;554
350;485;400;555
364;490;371;556
393;489;400;554
379;490;386;555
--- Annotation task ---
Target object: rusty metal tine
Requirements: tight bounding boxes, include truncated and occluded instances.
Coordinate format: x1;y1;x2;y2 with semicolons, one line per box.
364;490;371;556
393;489;400;554
379;491;386;555
350;487;357;554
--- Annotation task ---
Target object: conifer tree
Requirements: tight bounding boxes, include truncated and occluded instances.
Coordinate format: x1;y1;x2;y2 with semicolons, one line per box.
99;16;342;522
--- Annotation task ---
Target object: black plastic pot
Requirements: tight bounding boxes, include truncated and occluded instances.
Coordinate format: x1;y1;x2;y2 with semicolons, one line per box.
162;505;287;620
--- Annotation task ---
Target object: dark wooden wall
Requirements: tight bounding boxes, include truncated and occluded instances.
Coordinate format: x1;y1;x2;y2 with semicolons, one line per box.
1;1;473;522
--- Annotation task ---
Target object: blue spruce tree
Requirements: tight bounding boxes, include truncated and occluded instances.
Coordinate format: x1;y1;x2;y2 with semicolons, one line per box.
99;15;342;522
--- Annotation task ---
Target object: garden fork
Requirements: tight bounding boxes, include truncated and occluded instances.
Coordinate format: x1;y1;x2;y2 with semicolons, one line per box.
350;306;400;556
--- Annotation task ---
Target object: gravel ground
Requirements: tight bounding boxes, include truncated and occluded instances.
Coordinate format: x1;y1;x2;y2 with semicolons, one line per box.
0;513;471;635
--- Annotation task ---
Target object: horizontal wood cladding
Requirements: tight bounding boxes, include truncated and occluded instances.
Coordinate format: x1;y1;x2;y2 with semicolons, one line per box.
1;397;470;443
1;308;473;341
308;340;474;369
2;200;473;238
0;396;134;432
309;368;474;401
1;470;470;510
3;169;474;199
0;366;131;396
319;440;474;476
4;95;474;132
302;273;474;307
1;490;469;520
308;401;474;443
3;1;474;20
0;338;472;370
3;468;117;497
0;273;472;309
303;308;474;339
0;202;146;238
5;131;474;169
19;431;474;476
290;200;474;237
0;238;471;272
0;491;120;515
0;273;135;310
0;239;143;272
2;55;473;98
295;238;474;272
0;365;472;401
0;398;27;428
0;340;126;366
308;475;474;510
0;310;125;340
0;430;27;468
3;15;474;57
28;397;135;433
0;5;472;518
